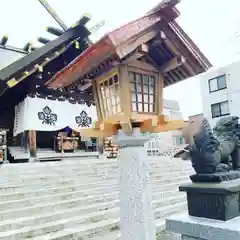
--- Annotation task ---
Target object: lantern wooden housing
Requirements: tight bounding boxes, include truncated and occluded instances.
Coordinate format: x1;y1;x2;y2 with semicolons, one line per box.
46;0;211;137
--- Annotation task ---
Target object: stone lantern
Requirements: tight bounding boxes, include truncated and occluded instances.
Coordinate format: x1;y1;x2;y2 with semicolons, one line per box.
46;1;211;239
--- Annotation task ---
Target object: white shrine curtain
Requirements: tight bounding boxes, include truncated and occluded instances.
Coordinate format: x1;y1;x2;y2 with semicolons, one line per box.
13;97;97;136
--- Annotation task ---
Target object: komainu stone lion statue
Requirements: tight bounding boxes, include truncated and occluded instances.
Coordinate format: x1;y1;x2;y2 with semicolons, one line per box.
176;116;240;175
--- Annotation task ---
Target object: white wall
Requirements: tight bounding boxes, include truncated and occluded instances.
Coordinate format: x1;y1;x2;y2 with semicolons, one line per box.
200;60;240;127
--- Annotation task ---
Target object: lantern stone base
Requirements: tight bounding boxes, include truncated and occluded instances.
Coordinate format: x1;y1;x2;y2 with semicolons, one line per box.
166;212;240;240
113;128;156;240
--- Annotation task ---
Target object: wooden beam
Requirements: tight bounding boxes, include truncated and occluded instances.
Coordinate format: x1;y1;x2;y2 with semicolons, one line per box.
138;43;149;55
140;119;157;132
102;113;130;124
100;122;116;132
79;128;117;138
123;43;149;63
151;31;167;46
158;115;169;124
114;26;159;60
127;60;158;73
131;113;158;122
160;31;167;41
78;82;92;91
120;118;133;133
123;52;144;64
160;56;186;73
152;120;185;132
140;119;184;133
162;25;203;75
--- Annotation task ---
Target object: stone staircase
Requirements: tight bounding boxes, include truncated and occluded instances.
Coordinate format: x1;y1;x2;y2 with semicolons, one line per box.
0;156;193;239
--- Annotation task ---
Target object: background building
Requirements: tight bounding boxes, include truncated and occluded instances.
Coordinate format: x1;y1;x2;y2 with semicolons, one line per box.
200;60;240;127
154;98;185;146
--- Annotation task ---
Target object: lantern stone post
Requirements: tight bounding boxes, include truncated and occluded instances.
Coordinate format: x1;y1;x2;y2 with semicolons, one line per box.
112;129;156;240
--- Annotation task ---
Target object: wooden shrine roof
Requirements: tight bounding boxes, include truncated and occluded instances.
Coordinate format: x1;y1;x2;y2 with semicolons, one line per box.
0;15;91;95
0;16;93;111
46;0;212;89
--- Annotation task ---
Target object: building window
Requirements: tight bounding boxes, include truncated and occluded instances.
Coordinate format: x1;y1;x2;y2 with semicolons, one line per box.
211;101;230;118
209;75;227;92
174;136;185;145
129;71;156;112
99;74;121;117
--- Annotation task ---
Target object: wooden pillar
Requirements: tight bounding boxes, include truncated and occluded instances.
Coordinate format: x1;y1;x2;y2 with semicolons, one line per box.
157;73;164;115
92;79;104;153
118;64;131;115
97;138;104;154
23;131;29;153
29;130;37;158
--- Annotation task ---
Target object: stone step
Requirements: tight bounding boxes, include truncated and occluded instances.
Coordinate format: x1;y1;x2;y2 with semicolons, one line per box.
0;178;116;193
0;174;190;195
0;168;193;186
0;164;193;178
0;190;184;232
0;183;182;211
0;159;190;172
0;200;186;239
29;218;120;240
0;178;117;194
73;218;166;240
89;211;180;240
88;231;121;240
0;170;191;187
0;156;191;239
0;189;185;221
0;165;118;175
0;178;189;202
0;164;192;178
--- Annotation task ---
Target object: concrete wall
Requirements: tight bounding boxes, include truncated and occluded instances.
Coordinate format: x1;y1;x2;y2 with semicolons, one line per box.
200;60;240;127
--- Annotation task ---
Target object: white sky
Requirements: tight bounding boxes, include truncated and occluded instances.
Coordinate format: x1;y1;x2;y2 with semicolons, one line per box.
1;0;240;119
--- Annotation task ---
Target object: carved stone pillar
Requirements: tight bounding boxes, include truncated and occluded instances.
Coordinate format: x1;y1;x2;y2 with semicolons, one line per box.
113;128;156;240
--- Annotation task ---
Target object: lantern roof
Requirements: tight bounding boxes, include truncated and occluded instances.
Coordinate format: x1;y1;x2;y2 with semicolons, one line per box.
46;0;212;89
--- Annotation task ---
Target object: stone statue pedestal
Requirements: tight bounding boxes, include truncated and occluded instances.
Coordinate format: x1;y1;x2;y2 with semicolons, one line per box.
166;212;240;240
190;171;240;183
165;179;240;240
112;128;156;240
179;179;240;221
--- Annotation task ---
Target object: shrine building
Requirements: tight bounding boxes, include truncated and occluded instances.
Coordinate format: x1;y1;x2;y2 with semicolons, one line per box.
0;15;99;161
